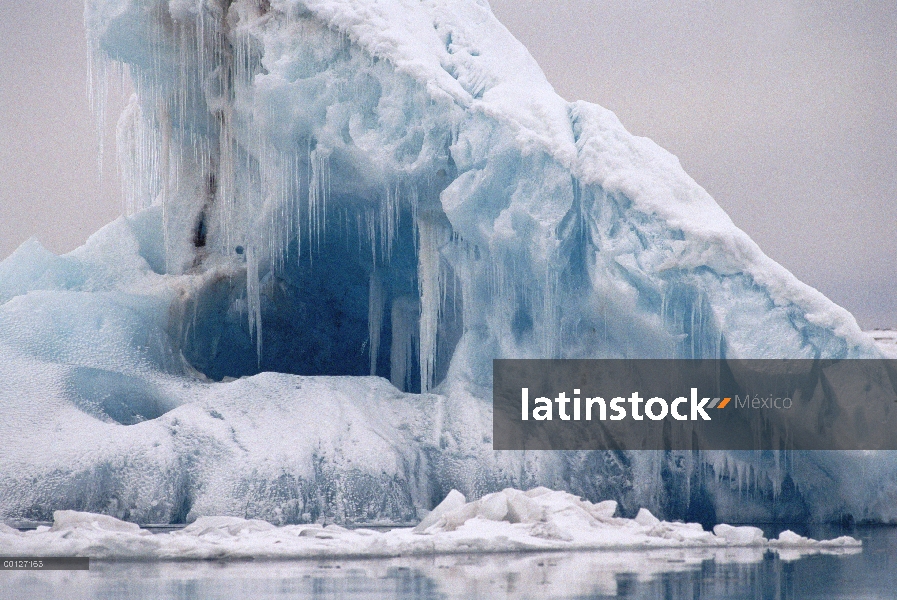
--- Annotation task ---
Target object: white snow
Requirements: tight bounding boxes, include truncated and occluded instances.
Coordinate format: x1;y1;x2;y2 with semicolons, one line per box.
0;488;860;560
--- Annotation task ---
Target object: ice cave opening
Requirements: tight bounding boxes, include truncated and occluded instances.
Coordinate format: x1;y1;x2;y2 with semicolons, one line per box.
171;194;464;393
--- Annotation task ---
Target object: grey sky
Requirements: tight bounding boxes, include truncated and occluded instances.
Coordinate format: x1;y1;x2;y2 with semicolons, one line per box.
0;0;123;265
0;0;894;328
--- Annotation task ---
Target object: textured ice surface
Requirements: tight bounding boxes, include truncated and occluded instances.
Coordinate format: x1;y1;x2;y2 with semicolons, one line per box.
0;0;895;527
0;489;860;559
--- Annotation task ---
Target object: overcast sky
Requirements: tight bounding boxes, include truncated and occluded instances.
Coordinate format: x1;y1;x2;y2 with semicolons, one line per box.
0;0;894;327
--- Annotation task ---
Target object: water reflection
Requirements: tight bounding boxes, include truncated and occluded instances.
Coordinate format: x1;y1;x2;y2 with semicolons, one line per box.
4;527;894;600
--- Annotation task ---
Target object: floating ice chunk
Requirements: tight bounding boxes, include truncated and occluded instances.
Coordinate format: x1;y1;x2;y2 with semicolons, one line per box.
413;489;466;532
524;487;553;498
770;529;862;548
182;516;277;537
0;489;861;560
769;529;863;561
589;500;618;519
712;524;767;546
773;530;812;546
635;508;661;527
439;500;482;532
819;535;865;548
479;492;509;521
51;511;147;535
0;489;863;560
505;489;544;523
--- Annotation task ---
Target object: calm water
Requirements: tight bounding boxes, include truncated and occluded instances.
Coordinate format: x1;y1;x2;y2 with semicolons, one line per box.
3;526;895;599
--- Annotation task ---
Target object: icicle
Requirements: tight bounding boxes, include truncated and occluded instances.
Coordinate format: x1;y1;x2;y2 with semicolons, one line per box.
246;245;263;363
391;296;419;391
417;215;444;392
368;272;384;376
378;182;401;263
159;99;173;275
86;34;109;181
307;146;329;256
366;210;378;265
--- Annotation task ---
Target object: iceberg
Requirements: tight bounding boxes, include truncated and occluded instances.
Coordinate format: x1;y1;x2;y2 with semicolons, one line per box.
0;0;894;526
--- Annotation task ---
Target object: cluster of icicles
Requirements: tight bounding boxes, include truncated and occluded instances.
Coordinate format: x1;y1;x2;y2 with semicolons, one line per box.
87;1;470;391
85;0;726;393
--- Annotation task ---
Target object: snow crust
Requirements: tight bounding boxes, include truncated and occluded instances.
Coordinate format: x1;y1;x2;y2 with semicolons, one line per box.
0;488;860;560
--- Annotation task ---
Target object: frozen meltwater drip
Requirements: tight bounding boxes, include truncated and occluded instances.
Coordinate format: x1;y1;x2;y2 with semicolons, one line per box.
417;214;443;393
391;295;419;391
368;271;384;376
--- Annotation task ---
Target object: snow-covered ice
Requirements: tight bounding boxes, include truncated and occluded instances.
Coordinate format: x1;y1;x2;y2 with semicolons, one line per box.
0;488;860;560
0;0;895;527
